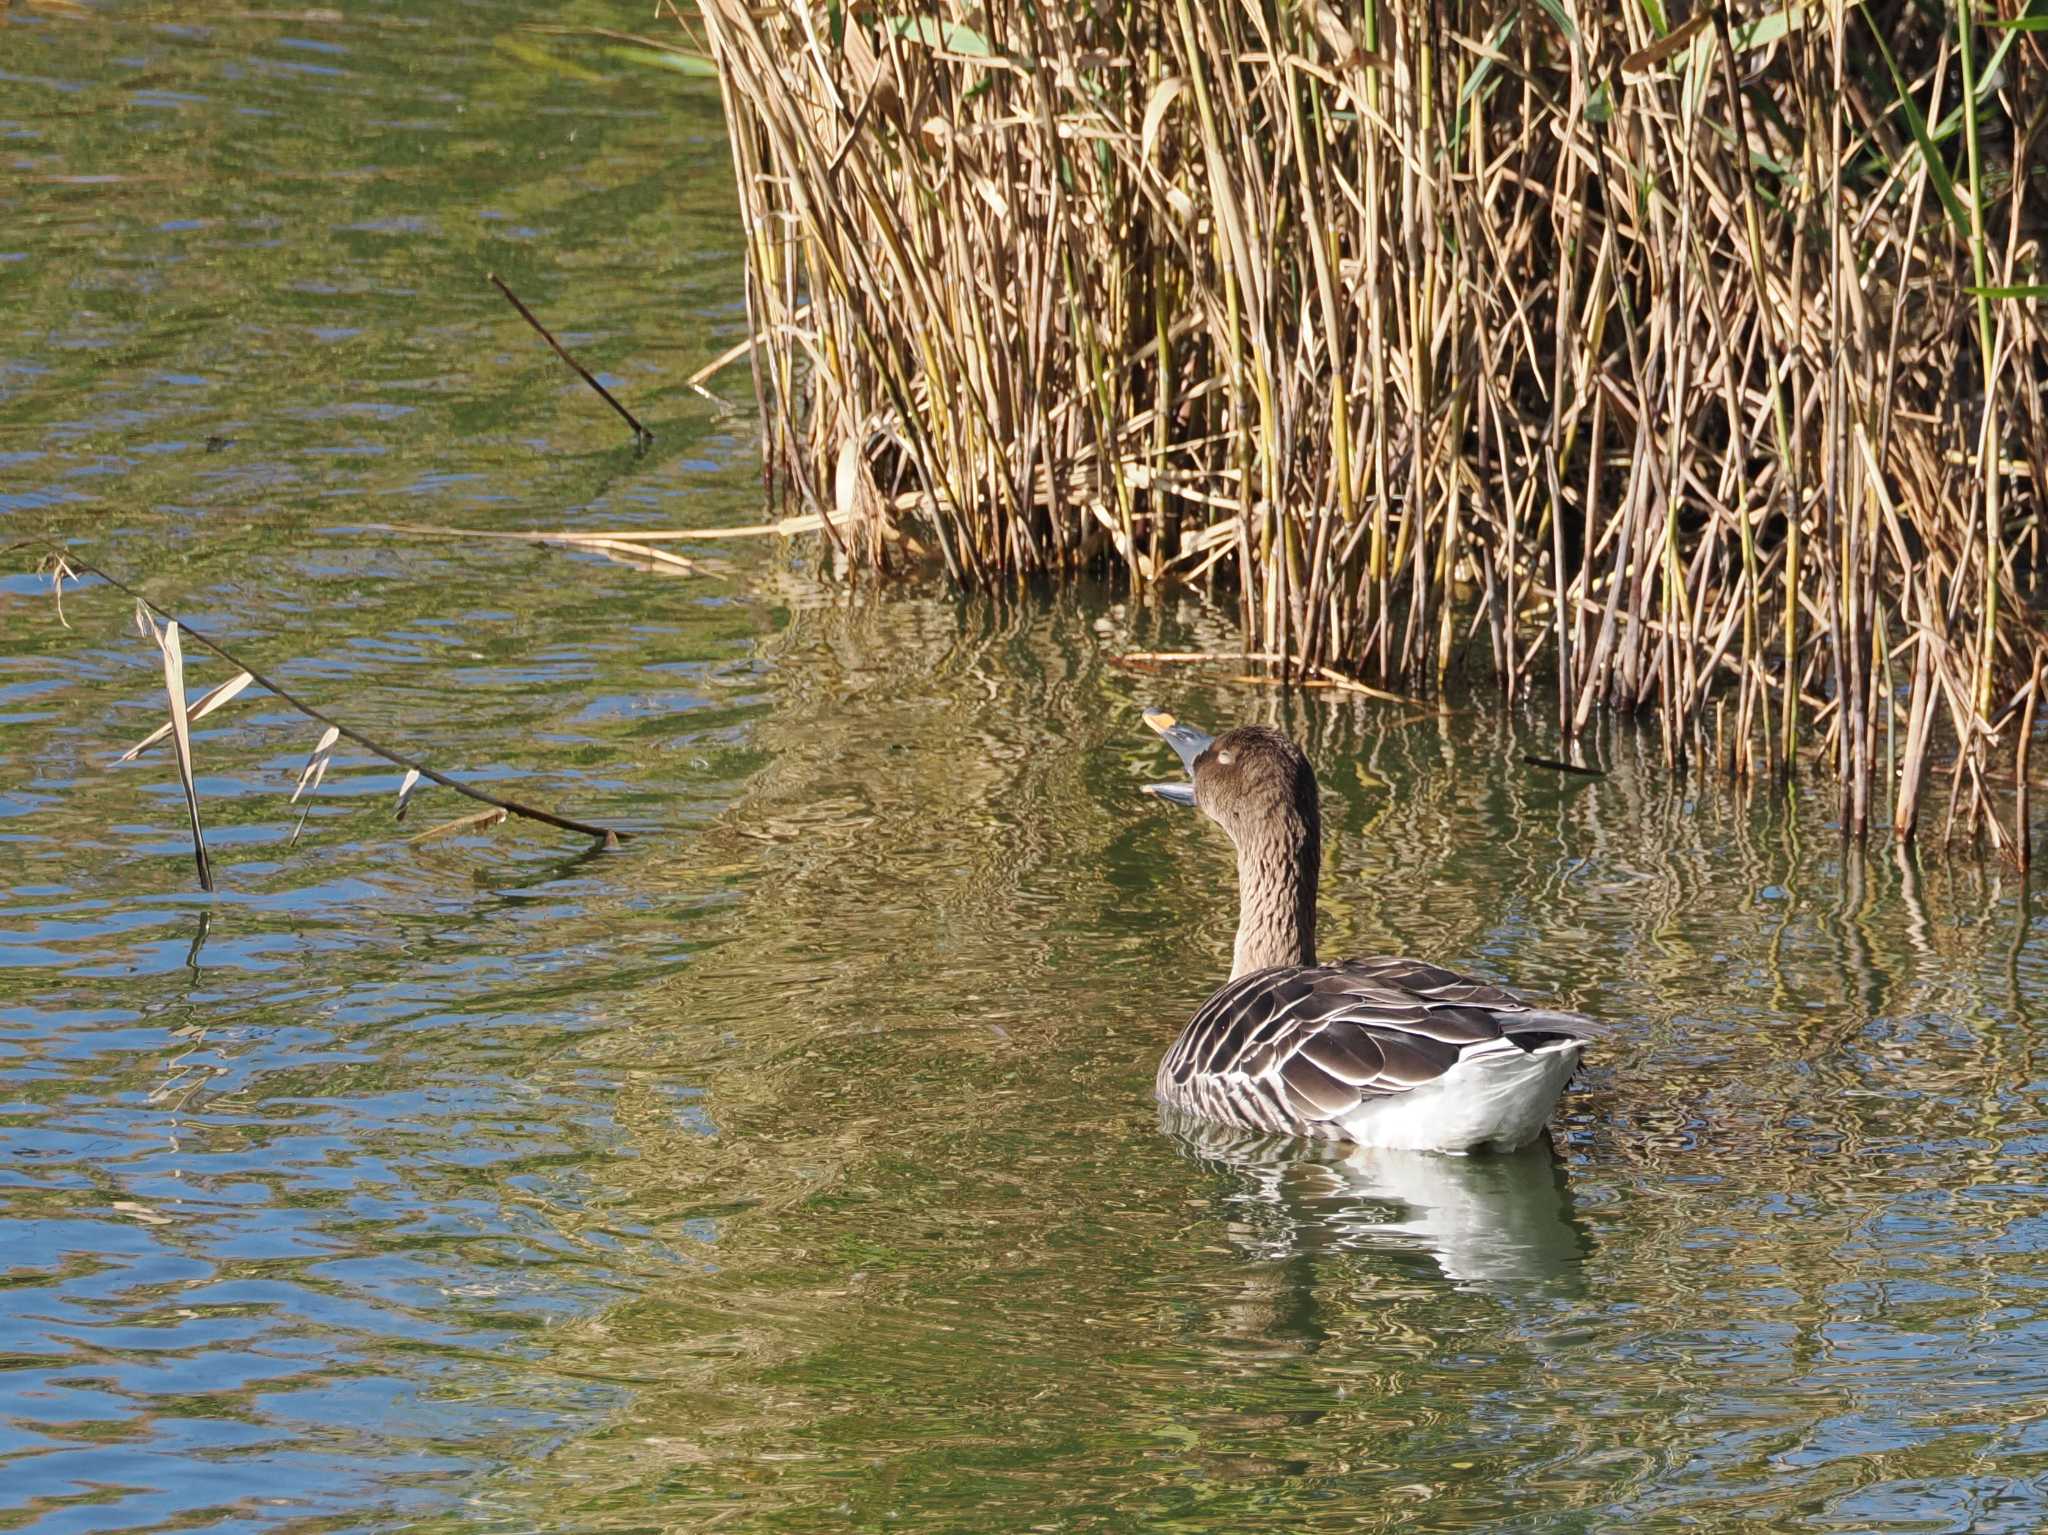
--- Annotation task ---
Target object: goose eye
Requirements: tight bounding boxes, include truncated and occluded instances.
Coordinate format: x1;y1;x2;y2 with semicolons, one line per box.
1217;750;1234;765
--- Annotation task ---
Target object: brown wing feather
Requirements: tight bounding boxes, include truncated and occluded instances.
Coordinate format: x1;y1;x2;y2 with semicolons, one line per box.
1159;955;1595;1137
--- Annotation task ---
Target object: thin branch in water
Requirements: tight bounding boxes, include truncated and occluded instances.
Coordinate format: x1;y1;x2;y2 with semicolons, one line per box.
362;516;816;545
1523;755;1606;779
1108;650;1287;668
409;806;509;845
14;540;631;849
487;271;653;450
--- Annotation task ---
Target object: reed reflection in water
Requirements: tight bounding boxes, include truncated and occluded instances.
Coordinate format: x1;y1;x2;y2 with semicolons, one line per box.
417;585;2048;1534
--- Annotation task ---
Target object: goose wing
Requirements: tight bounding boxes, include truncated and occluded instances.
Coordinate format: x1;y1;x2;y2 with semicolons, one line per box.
1159;955;1597;1135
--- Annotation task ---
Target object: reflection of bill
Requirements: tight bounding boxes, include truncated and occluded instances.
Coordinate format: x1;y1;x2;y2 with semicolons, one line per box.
1164;1109;1589;1294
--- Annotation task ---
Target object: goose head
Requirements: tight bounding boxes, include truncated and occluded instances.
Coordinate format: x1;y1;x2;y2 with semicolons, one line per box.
1142;711;1321;976
1142;712;1318;844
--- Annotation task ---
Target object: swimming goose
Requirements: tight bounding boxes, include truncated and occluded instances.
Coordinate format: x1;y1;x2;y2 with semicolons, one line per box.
1140;711;1597;1154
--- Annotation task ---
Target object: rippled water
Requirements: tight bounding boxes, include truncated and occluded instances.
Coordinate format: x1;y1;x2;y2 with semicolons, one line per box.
8;6;2048;1533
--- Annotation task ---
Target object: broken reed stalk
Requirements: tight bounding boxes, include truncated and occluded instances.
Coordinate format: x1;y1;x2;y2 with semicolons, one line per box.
23;544;630;859
691;0;2048;844
2020;648;2042;872
487;272;654;448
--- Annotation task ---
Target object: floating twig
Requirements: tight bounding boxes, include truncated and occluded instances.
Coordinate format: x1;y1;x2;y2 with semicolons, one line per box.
361;515;820;544
15;541;630;850
1523;754;1606;779
408;806;509;845
357;520;696;572
561;537;697;573
1313;667;1446;711
488;271;653;449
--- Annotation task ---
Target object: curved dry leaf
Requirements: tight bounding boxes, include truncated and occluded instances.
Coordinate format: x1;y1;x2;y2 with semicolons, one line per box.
1620;12;1710;78
156;621;213;893
41;555;76;629
117;671;255;763
1308;3;1356;64
834;435;868;528
290;724;342;804
394;767;421;821
1140;75;1187;172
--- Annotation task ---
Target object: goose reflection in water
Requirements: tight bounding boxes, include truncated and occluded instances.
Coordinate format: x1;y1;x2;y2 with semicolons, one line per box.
1164;1109;1590;1296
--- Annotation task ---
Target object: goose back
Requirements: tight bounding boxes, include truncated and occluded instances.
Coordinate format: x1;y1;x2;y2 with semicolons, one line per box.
1156;955;1598;1152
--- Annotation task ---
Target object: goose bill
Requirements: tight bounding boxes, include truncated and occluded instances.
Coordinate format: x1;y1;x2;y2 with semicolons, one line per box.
1141;710;1214;777
1141;781;1198;806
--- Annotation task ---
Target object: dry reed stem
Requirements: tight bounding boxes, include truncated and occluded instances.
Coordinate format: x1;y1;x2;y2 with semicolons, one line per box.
154;621;213;893
693;0;2048;841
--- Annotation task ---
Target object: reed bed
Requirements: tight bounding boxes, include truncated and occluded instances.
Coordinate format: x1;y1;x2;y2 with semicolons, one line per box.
687;0;2047;846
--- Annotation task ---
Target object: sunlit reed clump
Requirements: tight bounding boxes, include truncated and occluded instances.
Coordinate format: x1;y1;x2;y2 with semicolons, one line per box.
691;0;2047;846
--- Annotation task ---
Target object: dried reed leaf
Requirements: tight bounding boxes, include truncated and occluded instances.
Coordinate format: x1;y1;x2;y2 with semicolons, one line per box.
1140;76;1187;171
38;554;76;628
554;536;698;573
290;724;341;804
117;671;255;763
1305;4;1356;64
834;436;869;531
154;621;213;893
1620;13;1711;79
974;179;1009;220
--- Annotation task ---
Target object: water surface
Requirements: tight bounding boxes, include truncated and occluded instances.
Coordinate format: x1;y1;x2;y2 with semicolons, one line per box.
6;5;2048;1533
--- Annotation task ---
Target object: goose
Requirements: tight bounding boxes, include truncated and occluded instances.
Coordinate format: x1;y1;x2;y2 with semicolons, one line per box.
1140;711;1598;1154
